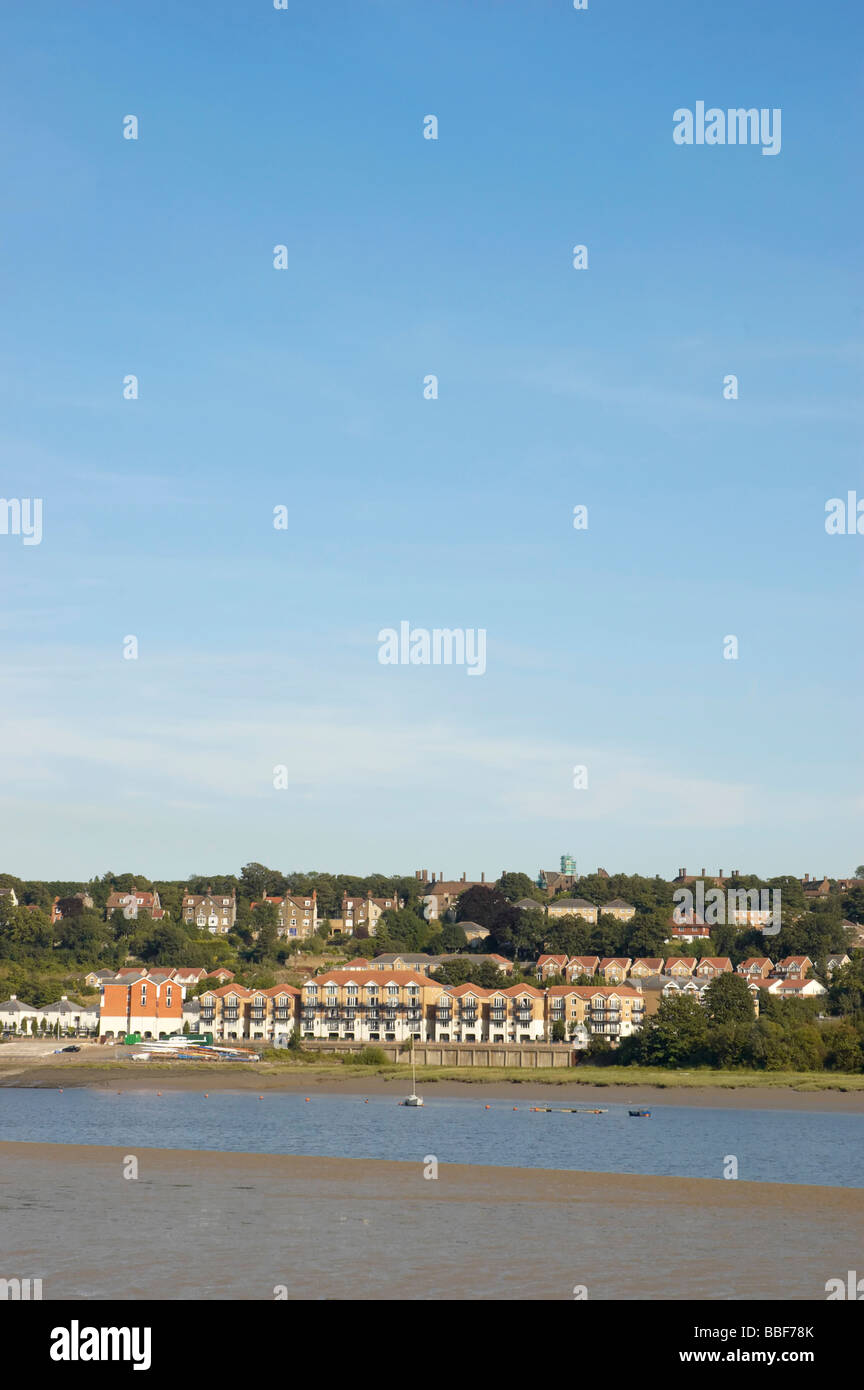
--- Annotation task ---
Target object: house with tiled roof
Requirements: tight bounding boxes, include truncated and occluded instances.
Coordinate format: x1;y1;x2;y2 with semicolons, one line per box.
599;898;636;922
0;995;39;1032
761;977;827;999
598;957;631;983
105;887;165;921
564;955;602;981
825;953;852;976
182;889;237;935
772;956;813;980
666;911;712;943
251;893;318;941
664;956;697;978
459;921;491;943
41;995;99;1033
629;958;665;978
694;957;733;980
536;953;568;979
801;875;831;898
736;958;774;981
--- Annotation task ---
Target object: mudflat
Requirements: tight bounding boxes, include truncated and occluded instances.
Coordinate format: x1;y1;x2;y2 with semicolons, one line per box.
2;1140;861;1300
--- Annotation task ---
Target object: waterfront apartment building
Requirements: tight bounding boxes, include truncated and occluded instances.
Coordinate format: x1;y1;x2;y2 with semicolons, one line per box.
546;986;646;1046
424;984;546;1044
181;890;237;934
198;984;301;1042
300;970;438;1042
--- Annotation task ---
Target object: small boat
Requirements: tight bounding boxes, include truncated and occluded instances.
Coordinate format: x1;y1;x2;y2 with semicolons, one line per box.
629;1109;651;1118
401;1043;423;1107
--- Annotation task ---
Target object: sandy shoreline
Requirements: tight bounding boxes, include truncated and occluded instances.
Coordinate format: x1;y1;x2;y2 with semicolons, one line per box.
2;1140;861;1300
3;1062;864;1111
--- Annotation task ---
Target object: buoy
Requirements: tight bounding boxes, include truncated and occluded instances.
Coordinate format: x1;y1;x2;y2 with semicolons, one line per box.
259;1095;263;1100
204;1093;208;1098
484;1104;491;1110
305;1097;310;1102
513;1106;518;1111
157;1091;162;1097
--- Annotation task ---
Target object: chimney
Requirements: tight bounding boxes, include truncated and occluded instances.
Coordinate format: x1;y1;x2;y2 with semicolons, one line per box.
481;872;485;883
679;868;686;878
461;873;466;883
804;874;809;883
700;867;706;877
718;870;723;880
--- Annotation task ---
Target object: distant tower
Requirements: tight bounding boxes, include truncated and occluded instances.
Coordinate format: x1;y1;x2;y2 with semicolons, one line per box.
560;854;576;875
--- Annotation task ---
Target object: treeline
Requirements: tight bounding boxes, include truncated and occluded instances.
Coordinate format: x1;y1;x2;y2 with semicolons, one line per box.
605;970;864;1072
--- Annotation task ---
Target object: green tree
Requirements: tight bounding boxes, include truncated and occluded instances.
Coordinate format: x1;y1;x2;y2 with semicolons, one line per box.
497;873;543;904
704;971;755;1026
640;995;708;1067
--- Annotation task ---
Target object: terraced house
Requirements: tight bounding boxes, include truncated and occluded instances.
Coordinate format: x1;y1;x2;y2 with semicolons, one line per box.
546;985;645;1046
428;984;545;1043
197;983;301;1042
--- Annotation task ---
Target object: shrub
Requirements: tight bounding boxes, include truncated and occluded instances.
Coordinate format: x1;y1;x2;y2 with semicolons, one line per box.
344;1046;387;1066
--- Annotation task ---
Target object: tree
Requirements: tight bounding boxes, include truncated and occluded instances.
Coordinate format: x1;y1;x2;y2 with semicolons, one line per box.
455;886;509;928
497;873;543;904
824;1024;863;1072
640;995;708;1067
239;863;279;902
551;1019;567;1042
435;921;467;953
704;972;755;1026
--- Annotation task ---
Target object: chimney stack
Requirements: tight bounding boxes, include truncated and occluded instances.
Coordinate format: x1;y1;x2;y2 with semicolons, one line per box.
461;873;466;883
701;867;706;877
804;874;809;883
481;872;485;884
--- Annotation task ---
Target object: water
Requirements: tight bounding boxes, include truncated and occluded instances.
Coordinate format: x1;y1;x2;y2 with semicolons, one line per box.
3;1087;863;1187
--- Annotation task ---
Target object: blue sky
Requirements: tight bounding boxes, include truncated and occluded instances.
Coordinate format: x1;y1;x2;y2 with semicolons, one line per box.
1;0;861;881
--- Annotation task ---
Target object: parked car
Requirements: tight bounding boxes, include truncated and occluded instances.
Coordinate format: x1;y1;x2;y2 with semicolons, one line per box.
60;1044;81;1053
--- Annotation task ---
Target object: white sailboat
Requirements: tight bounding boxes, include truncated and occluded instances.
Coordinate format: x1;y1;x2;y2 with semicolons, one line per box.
402;1042;423;1106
